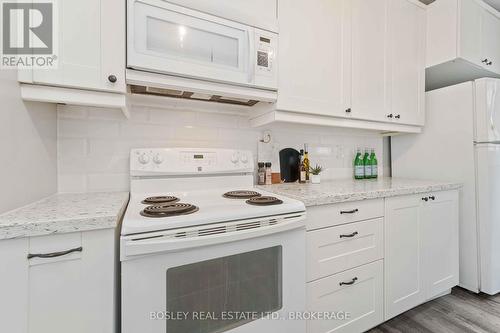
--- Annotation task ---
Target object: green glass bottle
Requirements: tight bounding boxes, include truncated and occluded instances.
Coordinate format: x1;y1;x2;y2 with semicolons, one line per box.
363;148;372;179
354;148;364;180
370;148;378;179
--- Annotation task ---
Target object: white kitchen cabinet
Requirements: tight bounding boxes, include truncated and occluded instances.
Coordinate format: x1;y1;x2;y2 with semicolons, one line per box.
268;0;425;132
426;0;500;90
385;190;459;319
387;0;426;125
384;194;426;319
421;191;460;299
19;0;125;94
277;0;351;118
0;229;115;333
350;0;388;123
163;0;278;32
307;260;384;333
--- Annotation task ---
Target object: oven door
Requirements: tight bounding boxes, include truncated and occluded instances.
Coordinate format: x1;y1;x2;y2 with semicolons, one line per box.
127;0;254;87
121;216;306;333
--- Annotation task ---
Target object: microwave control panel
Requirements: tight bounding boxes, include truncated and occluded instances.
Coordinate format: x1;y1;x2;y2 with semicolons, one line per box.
255;30;277;76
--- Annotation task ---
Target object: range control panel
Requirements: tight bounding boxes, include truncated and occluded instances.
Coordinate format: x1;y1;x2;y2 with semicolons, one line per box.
130;148;254;176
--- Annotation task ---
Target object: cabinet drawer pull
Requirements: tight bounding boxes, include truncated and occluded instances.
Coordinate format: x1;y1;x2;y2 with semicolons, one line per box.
108;75;117;83
422;197;428;202
387;114;393;118
339;231;359;238
28;246;83;260
339;277;358;286
395;114;401;119
429;195;436;201
482;58;489;63
345;108;352;113
340;208;359;214
487;61;493;66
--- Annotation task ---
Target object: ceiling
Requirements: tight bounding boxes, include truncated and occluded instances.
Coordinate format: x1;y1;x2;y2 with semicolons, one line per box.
419;0;500;11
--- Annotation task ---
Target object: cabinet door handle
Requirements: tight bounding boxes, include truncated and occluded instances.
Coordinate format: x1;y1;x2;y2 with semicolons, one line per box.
345;108;352;113
339;277;358;286
422;197;428;202
482;58;489;63
340;208;359;214
27;246;83;260
429;195;436;201
339;231;359;238
387;114;393;118
108;75;117;83
487;61;493;66
395;114;401;119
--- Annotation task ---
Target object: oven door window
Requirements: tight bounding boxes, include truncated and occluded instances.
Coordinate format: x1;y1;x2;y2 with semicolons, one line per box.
166;246;282;333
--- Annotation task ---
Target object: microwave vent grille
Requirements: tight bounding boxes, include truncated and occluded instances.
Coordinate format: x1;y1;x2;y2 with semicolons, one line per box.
129;85;259;106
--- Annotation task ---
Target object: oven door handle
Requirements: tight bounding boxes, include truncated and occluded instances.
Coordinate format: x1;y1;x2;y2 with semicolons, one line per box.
122;214;306;259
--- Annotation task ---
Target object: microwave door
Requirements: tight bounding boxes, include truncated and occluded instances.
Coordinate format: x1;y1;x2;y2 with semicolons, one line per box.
128;0;253;86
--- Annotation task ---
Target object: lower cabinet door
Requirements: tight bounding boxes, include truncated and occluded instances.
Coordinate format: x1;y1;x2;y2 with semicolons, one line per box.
384;194;425;320
307;260;384;333
27;230;115;333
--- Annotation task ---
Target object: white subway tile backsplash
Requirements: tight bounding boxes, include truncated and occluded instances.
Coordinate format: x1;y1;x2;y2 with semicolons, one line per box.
57;104;385;193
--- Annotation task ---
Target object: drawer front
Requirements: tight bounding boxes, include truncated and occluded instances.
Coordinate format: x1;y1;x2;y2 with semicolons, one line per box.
307;260;384;333
28;232;82;266
307;218;383;281
306;199;384;231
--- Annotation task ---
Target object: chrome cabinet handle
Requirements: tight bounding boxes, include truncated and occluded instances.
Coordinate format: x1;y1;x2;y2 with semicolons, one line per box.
28;246;83;259
340;208;359;214
339;277;358;286
429;195;436;201
422;197;428;201
387;114;393;118
482;58;489;63
339;231;359;238
487;61;493;66
345;108;352;113
395;114;401;119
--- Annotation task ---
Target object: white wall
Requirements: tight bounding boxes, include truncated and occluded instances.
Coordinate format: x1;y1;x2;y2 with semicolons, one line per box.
0;70;57;214
57;103;384;193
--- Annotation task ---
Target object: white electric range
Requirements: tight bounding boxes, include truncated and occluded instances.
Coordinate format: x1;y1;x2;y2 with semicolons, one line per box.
121;148;307;333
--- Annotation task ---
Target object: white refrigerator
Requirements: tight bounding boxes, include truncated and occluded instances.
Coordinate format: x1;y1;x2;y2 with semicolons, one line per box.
392;78;500;295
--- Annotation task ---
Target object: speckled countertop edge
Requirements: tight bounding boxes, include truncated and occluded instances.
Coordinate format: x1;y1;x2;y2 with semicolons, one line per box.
0;192;130;240
257;178;462;207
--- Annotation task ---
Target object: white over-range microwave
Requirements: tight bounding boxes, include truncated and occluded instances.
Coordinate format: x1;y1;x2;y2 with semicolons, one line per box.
127;0;278;94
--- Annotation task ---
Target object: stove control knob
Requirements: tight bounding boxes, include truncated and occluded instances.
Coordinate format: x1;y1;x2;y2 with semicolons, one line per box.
231;153;239;164
153;153;163;164
138;153;150;165
240;153;248;164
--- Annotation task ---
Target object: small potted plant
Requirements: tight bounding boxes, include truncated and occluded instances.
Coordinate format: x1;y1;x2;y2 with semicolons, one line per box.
310;165;323;184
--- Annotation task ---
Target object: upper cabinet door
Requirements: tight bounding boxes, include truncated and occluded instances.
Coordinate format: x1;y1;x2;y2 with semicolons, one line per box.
31;0;125;93
276;0;351;117
481;8;500;74
350;0;388;122
387;0;426;126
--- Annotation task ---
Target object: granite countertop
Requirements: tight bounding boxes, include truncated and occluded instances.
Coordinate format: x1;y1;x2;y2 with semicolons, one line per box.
257;177;462;207
0;192;130;240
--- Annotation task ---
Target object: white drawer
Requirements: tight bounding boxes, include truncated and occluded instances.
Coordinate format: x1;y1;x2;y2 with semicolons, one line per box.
307;260;384;333
28;232;82;266
306;199;384;231
307;218;383;281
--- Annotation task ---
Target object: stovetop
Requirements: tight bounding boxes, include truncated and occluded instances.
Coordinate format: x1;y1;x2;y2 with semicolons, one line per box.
121;187;306;236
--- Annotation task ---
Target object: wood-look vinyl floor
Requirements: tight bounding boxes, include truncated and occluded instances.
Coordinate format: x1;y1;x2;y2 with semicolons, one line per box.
369;287;500;333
